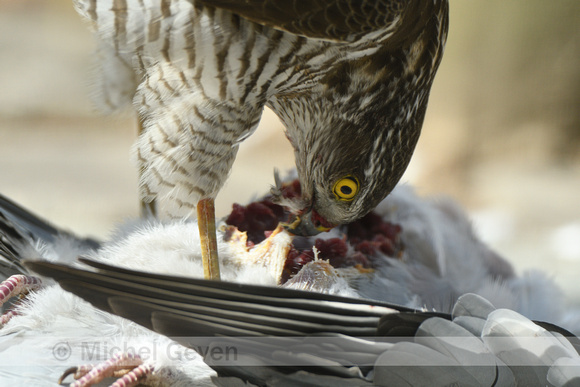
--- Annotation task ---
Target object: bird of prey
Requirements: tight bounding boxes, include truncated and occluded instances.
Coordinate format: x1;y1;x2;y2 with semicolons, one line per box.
75;0;449;279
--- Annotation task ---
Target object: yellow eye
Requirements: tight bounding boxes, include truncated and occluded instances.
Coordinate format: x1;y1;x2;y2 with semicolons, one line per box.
333;176;359;201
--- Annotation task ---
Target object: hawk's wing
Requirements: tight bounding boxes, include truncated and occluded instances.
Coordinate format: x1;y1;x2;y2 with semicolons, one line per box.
197;0;426;42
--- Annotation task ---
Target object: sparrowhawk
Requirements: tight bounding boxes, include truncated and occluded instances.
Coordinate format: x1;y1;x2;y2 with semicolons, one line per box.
75;0;449;279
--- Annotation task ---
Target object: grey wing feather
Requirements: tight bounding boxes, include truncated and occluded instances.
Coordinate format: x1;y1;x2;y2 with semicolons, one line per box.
25;258;410;333
0;211;30;279
0;194;100;279
0;194;60;246
23;261;580;386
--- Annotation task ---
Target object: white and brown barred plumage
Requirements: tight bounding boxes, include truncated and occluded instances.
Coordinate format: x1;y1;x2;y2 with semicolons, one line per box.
76;0;448;232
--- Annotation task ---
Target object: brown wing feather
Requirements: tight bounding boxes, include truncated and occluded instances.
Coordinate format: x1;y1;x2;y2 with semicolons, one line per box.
195;0;415;41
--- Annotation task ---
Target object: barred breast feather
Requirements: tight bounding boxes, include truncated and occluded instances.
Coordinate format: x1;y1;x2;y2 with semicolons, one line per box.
74;0;448;224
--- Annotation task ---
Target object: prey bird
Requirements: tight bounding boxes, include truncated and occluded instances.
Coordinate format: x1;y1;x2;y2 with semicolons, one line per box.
21;259;580;386
2;189;580;385
76;0;449;279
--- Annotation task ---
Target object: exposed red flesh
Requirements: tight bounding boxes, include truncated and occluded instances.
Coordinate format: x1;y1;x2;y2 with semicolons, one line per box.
225;179;403;284
278;179;302;200
225;200;285;244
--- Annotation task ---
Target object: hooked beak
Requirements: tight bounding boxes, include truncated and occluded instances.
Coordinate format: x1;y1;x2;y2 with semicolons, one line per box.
283;210;334;237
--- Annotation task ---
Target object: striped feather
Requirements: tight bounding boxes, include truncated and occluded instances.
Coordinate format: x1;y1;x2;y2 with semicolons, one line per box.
74;0;449;226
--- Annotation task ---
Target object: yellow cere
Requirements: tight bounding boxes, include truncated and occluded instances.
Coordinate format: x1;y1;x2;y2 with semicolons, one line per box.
333;176;359;201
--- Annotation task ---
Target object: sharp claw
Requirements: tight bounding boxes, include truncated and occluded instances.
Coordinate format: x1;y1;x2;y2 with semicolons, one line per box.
59;354;156;386
59;364;96;385
58;366;80;385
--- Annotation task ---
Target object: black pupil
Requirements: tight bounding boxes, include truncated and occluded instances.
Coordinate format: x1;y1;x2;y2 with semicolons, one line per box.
340;185;352;195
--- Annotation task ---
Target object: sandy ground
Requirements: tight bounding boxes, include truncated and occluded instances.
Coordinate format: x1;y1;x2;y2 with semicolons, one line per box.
1;1;579;306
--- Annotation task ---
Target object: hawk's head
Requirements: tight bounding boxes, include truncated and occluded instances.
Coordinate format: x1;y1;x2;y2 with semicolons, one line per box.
269;1;448;236
279;96;425;236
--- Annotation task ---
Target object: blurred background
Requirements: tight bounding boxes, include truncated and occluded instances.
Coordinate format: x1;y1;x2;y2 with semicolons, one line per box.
0;1;579;303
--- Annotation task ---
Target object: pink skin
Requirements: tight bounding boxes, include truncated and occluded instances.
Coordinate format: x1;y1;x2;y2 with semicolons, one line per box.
111;364;155;387
0;275;43;307
0;275;43;327
61;353;154;387
0;309;19;326
0;275;155;386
